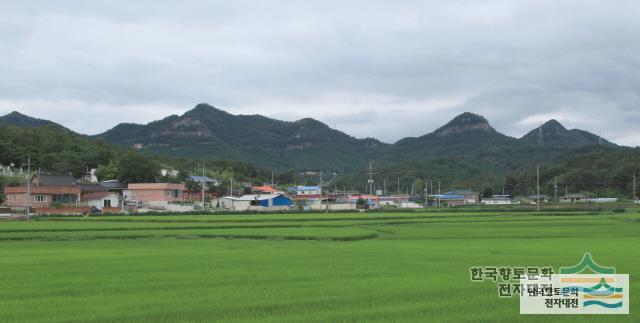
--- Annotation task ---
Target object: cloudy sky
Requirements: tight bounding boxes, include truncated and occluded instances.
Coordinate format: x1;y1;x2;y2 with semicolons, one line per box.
1;1;639;146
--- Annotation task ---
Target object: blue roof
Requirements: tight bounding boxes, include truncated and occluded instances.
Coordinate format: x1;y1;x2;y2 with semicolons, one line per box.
294;186;320;191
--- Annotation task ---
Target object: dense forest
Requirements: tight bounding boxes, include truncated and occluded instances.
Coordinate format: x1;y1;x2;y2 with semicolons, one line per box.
0;125;263;203
1;108;639;203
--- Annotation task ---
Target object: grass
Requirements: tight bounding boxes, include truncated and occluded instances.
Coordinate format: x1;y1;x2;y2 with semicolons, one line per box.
0;210;637;322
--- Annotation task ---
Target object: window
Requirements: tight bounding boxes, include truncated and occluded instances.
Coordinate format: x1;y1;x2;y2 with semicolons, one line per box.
52;194;77;204
34;195;47;203
104;199;112;208
165;189;179;198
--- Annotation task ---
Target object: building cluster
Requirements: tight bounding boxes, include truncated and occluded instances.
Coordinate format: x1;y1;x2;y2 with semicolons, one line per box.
1;171;625;216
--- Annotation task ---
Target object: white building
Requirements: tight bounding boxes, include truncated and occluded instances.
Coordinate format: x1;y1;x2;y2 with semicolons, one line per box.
481;195;517;205
221;193;293;211
82;192;120;210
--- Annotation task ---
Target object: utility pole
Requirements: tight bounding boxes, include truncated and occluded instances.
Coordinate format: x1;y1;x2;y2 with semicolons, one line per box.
271;172;274;188
25;155;31;220
320;170;326;212
397;177;400;194
554;176;558;202
230;177;233;197
634;173;637;203
201;163;206;208
437;180;441;208
536;164;540;211
367;161;375;197
425;179;429;207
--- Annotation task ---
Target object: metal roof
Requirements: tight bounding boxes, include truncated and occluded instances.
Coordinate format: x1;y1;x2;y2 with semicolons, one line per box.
224;193;288;201
187;176;220;184
34;175;76;186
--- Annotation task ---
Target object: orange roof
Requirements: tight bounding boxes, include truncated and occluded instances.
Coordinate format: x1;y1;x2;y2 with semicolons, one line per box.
252;185;278;193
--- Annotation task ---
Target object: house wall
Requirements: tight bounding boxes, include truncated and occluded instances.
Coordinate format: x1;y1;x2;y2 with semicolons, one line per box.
126;184;185;203
85;194;119;210
560;198;588;203
129;189;184;202
4;186;81;208
5;193;54;208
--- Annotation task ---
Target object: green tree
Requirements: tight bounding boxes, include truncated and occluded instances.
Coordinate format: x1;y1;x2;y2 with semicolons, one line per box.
412;178;424;195
117;152;161;183
95;161;119;181
482;187;494;198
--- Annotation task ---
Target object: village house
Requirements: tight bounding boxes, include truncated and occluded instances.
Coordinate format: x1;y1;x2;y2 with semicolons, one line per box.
124;183;186;204
3;175;81;209
481;195;517;205
82;191;120;211
221;193;293;211
379;194;415;208
3;185;81;208
438;189;480;206
290;185;321;196
560;194;590;203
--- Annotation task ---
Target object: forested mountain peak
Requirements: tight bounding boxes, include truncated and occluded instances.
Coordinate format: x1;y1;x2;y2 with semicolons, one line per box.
0;111;65;129
433;112;494;137
520;119;613;148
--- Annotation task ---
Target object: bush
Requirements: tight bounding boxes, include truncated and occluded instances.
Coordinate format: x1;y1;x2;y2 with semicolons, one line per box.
50;202;63;209
612;208;626;213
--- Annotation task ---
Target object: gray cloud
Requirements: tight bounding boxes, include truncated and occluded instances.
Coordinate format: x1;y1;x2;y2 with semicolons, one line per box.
0;0;639;146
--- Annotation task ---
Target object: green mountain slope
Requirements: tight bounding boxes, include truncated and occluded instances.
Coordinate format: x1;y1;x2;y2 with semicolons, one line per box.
0;111;66;129
1;106;630;193
520;119;615;149
94;103;385;171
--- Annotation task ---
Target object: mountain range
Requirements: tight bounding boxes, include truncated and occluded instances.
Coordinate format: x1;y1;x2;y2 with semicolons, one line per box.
0;104;618;174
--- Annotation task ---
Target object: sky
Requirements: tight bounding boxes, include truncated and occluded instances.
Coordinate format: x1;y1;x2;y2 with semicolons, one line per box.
1;1;639;146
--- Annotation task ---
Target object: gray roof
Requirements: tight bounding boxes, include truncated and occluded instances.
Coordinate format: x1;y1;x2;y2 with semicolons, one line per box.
79;184;107;193
34;175;76;186
101;180;127;190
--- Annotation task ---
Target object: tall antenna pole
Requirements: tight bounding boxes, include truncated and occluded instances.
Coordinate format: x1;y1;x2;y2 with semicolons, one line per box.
536;164;540;211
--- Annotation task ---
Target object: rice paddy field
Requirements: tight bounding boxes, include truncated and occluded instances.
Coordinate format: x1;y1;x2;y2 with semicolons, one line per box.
0;210;638;322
